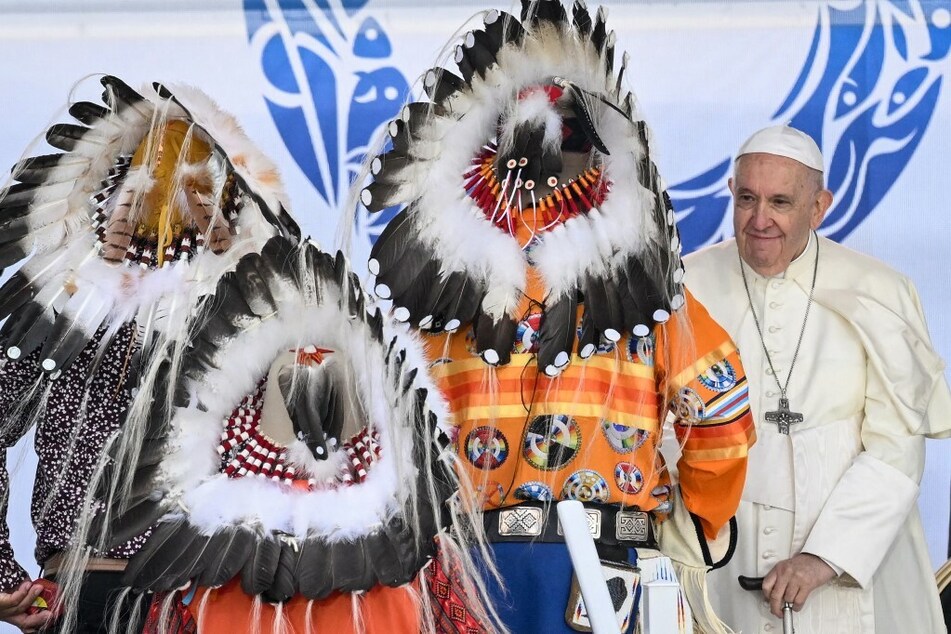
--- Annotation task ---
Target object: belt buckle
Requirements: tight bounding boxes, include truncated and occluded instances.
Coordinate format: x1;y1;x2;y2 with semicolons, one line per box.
556;508;602;540
616;510;649;542
498;506;544;537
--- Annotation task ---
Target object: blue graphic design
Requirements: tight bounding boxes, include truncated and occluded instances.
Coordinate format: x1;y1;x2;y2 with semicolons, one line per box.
244;0;409;241
671;1;949;252
245;1;949;252
514;481;554;502
697;359;737;393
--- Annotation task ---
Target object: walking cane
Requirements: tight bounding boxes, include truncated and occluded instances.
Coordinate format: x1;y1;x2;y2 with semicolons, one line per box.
738;576;795;634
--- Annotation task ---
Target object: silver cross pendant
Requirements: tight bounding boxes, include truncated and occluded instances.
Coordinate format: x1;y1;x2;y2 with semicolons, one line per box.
764;397;803;434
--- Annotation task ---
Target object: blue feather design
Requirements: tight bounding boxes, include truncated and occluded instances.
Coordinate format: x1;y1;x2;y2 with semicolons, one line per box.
671;0;949;254
244;0;410;233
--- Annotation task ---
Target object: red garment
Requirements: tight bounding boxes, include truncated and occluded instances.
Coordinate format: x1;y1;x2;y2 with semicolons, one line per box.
426;541;487;634
143;592;196;634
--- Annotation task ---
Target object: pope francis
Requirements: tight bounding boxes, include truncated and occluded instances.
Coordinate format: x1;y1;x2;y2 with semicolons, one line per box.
685;124;951;633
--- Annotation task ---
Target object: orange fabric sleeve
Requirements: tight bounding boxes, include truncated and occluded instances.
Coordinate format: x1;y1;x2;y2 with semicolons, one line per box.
656;289;756;540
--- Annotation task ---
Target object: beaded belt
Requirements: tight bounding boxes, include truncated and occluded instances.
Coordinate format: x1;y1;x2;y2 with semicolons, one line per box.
483;501;657;549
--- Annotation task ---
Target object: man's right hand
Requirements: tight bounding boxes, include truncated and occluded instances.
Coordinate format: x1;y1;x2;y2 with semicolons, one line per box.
0;581;54;633
761;553;837;618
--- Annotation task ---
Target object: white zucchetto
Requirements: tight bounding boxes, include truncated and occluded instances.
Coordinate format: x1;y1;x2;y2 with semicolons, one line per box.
737;124;824;172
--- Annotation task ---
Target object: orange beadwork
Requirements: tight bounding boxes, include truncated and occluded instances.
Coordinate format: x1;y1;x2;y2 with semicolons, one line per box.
462;145;610;241
291;346;334;366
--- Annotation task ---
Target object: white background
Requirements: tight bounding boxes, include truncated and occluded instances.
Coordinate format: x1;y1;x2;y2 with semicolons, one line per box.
0;1;947;631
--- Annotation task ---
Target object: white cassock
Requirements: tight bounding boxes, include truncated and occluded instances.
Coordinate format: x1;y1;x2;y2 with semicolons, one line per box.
684;234;951;634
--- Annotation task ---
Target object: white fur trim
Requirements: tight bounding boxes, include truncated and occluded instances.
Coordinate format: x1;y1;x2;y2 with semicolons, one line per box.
157;284;450;542
391;21;664;310
496;89;562;160
166;83;291;215
11;81;281;339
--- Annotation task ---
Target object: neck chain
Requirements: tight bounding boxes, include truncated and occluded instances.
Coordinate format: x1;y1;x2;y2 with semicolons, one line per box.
738;234;819;434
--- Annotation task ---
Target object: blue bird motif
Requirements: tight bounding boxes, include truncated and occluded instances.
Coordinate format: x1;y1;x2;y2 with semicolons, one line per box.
348;68;406;156
670;0;950;254
244;0;410;238
245;1;948;252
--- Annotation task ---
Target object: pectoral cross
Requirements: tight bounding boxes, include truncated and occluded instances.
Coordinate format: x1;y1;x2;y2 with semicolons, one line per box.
764;397;803;435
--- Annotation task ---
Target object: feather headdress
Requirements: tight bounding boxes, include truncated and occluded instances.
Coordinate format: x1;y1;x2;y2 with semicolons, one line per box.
0;75;297;374
0;75;299;633
361;0;685;375
95;236;460;604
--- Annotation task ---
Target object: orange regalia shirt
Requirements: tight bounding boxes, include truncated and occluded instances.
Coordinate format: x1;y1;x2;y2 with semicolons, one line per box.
425;285;755;540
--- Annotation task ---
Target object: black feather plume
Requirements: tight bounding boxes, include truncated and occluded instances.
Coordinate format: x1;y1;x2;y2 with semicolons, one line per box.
623;255;663;335
368;208;416;278
372;236;434;304
98;498;164;549
68;101;109;125
460;30;498;78
282;367;329;460
377;518;423;586
572;0;592;36
364;530;405;588
124;522;208;592
261;540;299;603
369;151;411;186
39;304;107;374
385;118;414;155
194;528;254;588
44;124;91;152
416;271;482;332
100;75;147;111
0;182;40;209
235;256;278;318
596;276;625;342
591;7;608;53
474;312;517;366
360;179;407;213
422;67;466;105
529;0;569;28
576;310;599;358
150;529;212;592
1;303;53;360
295;539;333;600
537;292;577;375
330;539;375;593
389;258;441;324
484;10;525;47
366;307;385;343
240;536;281;597
453;45;477;85
122;521;188;588
11;154;64;184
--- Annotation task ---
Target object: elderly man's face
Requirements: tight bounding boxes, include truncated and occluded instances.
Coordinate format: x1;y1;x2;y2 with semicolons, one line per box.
730;153;832;276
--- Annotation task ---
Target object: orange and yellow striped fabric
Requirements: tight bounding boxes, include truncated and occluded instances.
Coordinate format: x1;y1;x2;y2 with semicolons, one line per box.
425;288;755;540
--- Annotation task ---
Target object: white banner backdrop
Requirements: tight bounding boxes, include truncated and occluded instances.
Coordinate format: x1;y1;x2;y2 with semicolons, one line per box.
0;1;947;628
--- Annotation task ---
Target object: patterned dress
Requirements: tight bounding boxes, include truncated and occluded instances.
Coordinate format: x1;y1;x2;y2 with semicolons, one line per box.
0;325;145;592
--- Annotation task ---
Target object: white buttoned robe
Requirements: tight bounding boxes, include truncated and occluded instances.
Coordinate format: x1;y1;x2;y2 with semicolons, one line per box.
685;235;951;633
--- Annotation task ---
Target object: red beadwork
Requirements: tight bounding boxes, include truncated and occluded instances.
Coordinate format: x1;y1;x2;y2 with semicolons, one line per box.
216;378;385;489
